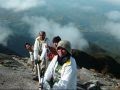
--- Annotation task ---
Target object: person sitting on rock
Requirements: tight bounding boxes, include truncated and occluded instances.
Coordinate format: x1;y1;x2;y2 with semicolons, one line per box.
43;40;77;90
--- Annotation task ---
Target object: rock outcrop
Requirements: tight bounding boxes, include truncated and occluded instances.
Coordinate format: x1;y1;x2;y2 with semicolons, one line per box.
72;49;120;78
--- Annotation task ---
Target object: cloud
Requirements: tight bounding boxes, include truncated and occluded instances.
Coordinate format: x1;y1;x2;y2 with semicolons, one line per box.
0;0;96;13
0;26;13;46
106;11;120;21
103;0;120;5
104;21;120;41
0;0;46;12
80;6;95;12
22;16;89;50
68;1;95;12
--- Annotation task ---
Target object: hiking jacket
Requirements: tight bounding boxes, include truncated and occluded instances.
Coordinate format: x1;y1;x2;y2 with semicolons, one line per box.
43;55;77;90
34;36;51;61
47;46;57;61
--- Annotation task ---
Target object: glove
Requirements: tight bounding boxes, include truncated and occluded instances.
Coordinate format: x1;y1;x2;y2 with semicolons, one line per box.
43;81;51;90
35;59;42;65
34;59;39;65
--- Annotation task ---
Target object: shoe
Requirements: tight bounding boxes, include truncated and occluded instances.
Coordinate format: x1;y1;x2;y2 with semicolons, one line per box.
39;83;42;88
33;76;39;81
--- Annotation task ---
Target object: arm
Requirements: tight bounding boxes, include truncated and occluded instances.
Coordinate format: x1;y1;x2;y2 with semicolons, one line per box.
40;44;47;61
43;56;57;89
53;65;73;89
34;39;39;60
40;38;52;62
44;56;57;81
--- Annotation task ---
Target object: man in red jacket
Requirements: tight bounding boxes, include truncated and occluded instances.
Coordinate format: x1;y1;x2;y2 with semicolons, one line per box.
47;36;61;61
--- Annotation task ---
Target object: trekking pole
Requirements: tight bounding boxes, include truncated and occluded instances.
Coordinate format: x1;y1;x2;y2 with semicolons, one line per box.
37;63;41;90
40;72;44;90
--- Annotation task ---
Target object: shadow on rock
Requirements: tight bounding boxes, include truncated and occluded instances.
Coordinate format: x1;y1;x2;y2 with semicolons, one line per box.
72;49;120;78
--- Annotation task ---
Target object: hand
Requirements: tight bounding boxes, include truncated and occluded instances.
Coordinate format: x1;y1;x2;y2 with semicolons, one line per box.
43;81;51;90
35;59;42;65
35;59;39;65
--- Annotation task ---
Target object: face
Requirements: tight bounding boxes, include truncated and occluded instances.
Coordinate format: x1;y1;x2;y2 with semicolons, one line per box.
39;32;46;40
53;42;58;48
57;47;67;57
25;44;31;50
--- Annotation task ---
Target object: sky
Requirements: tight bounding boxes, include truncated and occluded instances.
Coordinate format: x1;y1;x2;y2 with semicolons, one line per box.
0;0;120;54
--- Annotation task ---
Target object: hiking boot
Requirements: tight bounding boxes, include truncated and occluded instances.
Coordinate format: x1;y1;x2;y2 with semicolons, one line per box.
33;76;38;81
39;83;43;88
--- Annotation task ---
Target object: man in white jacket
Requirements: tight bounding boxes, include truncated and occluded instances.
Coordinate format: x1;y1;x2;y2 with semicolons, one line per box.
43;40;77;90
33;31;51;82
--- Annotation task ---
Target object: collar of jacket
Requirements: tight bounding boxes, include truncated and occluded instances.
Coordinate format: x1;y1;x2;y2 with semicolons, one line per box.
57;54;70;66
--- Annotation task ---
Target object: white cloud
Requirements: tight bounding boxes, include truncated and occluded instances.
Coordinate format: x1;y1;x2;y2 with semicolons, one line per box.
104;21;120;40
22;16;89;50
80;6;95;12
0;26;13;46
103;0;120;5
106;10;120;21
0;0;96;13
69;1;95;12
0;0;46;12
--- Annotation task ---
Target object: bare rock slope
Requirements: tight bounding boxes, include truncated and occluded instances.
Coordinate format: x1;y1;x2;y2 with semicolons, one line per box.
0;53;38;89
0;53;120;90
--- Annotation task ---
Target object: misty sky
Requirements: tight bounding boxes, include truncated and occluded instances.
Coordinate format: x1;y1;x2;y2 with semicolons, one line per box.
0;0;120;53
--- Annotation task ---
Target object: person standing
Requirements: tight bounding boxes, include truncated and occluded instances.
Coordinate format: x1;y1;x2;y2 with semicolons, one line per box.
33;31;52;83
43;40;77;90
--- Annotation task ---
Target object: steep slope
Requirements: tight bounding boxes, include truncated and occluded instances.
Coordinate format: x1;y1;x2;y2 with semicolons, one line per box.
72;49;120;78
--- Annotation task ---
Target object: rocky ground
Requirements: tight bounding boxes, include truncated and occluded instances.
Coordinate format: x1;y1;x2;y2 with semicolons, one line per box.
0;53;120;90
77;68;120;90
0;53;38;90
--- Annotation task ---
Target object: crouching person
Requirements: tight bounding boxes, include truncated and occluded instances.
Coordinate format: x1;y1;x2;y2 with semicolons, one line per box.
24;43;35;71
43;40;77;90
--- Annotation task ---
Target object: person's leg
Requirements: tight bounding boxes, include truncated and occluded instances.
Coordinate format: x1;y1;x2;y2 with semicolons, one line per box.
33;65;39;81
31;61;34;71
